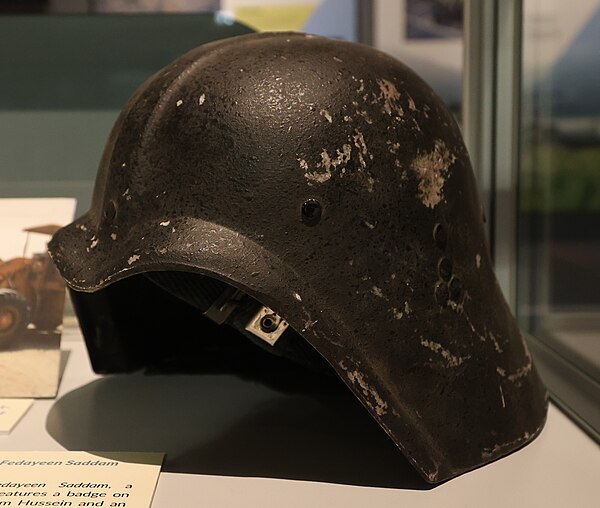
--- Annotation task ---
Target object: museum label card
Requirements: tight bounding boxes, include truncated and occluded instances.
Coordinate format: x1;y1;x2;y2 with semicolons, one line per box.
0;451;164;508
0;399;33;434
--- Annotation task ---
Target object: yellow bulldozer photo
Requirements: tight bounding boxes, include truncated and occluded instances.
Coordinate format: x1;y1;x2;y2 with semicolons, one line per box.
0;225;66;349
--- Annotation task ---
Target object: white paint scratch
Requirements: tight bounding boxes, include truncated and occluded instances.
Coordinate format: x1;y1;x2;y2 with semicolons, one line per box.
353;130;368;155
304;143;351;183
305;169;332;183
352;130;368;169
303;319;318;331
391;307;404;320
508;362;532;381
411;139;456;208
320;109;333;123
371;286;384;298
376;78;404;116
387;141;401;154
320;149;332;170
482;431;531;459
489;332;503;353
407;94;417;111
127;254;140;265
356;109;373;124
339;361;388;416
496;351;533;382
421;338;469;367
364;220;376;229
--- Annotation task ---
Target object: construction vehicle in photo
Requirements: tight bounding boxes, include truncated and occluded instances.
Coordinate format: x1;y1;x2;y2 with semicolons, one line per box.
0;225;65;349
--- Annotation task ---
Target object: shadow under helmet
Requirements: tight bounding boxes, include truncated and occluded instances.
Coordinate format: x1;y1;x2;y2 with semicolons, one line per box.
48;32;548;483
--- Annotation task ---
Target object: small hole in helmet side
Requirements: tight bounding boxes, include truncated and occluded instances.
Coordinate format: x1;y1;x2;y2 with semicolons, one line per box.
301;199;322;226
433;223;447;249
437;257;452;280
103;200;117;222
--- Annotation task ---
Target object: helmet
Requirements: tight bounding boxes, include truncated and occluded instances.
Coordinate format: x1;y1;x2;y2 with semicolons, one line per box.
48;32;547;483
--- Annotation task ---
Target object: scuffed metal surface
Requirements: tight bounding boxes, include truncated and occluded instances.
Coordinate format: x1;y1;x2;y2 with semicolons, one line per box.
411;139;456;208
339;360;388;416
48;32;548;484
376;78;404;117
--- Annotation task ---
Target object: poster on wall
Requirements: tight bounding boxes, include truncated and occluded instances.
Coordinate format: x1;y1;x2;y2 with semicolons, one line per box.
405;0;463;40
0;198;76;398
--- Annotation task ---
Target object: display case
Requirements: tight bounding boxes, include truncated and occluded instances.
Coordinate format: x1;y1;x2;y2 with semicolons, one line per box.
1;1;598;506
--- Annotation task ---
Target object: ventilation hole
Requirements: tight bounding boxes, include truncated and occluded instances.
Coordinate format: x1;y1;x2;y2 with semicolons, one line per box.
103;200;117;222
438;257;452;280
302;199;322;226
433;223;447;249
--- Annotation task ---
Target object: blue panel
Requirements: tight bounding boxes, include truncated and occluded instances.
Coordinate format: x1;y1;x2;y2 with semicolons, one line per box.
302;0;358;41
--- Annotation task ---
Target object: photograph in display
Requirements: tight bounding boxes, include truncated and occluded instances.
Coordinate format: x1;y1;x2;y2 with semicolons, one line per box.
0;198;76;398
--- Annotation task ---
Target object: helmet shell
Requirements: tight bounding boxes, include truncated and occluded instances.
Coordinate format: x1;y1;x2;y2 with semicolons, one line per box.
49;32;547;483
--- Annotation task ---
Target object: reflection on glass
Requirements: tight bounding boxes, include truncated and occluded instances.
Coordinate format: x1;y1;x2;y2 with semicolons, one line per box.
405;0;462;40
519;0;600;412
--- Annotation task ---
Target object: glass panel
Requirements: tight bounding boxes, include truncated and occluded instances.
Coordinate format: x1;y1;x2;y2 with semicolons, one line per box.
519;0;600;424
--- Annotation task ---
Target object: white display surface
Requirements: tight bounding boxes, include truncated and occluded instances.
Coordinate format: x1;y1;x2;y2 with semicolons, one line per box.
1;326;598;508
0;399;33;434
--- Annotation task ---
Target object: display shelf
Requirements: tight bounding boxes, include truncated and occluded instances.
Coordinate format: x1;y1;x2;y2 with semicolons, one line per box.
1;327;598;508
